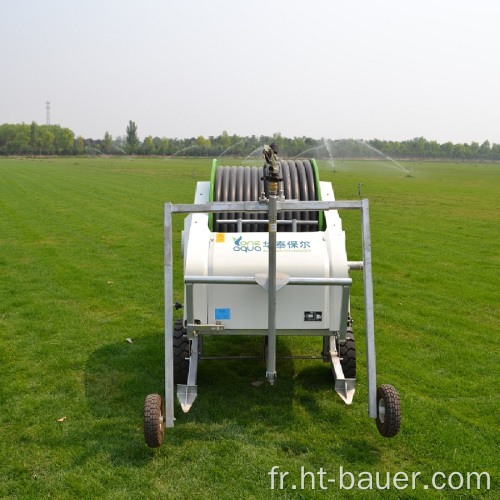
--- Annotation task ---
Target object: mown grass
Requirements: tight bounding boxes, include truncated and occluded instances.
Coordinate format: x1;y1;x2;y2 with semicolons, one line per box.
0;156;498;498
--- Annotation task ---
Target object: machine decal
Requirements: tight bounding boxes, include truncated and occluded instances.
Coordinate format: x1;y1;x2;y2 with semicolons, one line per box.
215;308;231;320
232;237;262;252
304;311;323;321
231;236;312;253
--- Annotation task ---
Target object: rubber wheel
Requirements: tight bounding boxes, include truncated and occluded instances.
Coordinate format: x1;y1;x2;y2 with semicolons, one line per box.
174;318;189;384
339;332;356;379
376;384;401;438
144;394;165;448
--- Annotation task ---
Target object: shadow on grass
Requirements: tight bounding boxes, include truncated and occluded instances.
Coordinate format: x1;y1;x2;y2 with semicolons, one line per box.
84;332;379;465
83;332;167;467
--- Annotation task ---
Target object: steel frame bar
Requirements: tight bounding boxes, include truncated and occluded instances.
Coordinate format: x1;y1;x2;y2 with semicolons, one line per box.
163;206;175;427
170;200;362;215
188;327;338;336
361;198;377;418
267;194;278;384
184;276;352;286
164;197;377;423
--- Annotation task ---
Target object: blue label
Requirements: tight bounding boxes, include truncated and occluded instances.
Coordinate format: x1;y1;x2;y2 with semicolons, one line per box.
215;308;231;320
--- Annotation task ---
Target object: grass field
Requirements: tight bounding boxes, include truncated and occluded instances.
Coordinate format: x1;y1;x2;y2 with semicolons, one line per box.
0;156;498;498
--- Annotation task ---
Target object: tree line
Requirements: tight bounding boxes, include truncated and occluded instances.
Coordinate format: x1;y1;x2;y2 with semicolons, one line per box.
1;121;499;161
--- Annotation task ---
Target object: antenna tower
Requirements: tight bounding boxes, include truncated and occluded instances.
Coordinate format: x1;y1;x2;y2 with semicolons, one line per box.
46;101;50;125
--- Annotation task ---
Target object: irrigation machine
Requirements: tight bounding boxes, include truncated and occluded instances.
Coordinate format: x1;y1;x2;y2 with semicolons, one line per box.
144;145;401;447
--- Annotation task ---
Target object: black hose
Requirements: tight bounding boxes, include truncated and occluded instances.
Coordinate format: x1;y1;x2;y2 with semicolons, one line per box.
214;166;223;232
213;161;319;233
303;160;317;230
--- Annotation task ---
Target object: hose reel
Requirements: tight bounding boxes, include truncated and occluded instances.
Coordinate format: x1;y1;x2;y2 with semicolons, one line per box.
211;159;323;233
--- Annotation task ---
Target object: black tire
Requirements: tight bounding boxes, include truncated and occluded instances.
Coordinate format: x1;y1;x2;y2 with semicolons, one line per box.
339;335;356;379
144;394;165;448
174;318;189;384
376;384;401;438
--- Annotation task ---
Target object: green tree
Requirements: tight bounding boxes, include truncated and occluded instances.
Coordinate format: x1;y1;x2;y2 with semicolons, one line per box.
196;135;207;148
272;132;284;154
220;130;231;149
143;135;153;155
30;121;38;151
41;128;55;154
491;143;500;160
0;124;17;154
114;135;126;148
469;141;479;159
75;136;85;155
479;140;491;159
12;123;31;154
59;127;74;154
414;137;427;157
126;120;139;153
454;143;466;159
441;142;454;159
196;136;211;156
103;131;113;153
160;137;168;156
426;140;440;158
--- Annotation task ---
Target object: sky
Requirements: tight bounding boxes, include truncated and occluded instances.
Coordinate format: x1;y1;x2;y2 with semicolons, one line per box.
1;0;499;144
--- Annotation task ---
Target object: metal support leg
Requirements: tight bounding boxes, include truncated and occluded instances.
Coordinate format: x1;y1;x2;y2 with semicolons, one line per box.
177;335;199;412
329;285;354;403
177;283;198;412
266;194;277;384
361;199;377;418
329;337;355;404
164;203;175;427
338;285;350;341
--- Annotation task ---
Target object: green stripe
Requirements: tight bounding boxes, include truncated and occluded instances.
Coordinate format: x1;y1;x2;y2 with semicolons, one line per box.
310;158;325;230
209;159;217;231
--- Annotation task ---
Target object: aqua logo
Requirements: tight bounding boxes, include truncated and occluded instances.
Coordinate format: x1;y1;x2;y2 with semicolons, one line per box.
232;236;262;252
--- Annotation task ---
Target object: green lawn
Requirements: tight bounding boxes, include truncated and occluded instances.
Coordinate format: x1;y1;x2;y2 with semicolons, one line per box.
0;156;498;498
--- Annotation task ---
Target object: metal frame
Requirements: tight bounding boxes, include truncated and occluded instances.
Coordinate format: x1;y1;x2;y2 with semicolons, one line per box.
163;198;377;427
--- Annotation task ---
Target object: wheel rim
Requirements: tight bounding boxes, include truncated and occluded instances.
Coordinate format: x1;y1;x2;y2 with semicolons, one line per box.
378;398;386;423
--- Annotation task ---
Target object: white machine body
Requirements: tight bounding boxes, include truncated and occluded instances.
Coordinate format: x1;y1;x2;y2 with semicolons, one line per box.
182;181;349;333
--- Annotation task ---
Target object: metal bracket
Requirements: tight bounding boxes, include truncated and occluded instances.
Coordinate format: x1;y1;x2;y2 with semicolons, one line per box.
329;336;355;404
186;323;226;335
177;335;199;412
338;285;350;341
255;272;290;292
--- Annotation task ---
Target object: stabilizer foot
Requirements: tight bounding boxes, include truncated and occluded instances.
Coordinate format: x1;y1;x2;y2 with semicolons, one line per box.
177;384;197;413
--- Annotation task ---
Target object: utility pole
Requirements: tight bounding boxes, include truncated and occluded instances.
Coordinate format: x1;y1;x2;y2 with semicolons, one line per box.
46;101;50;125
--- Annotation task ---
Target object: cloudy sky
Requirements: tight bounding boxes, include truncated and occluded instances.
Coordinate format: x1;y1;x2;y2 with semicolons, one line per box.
1;0;498;144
